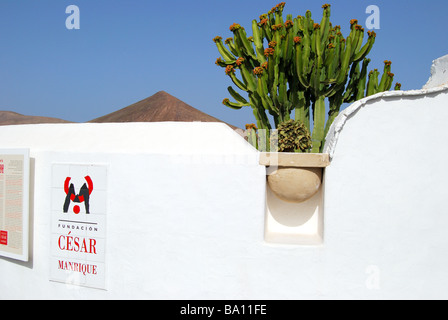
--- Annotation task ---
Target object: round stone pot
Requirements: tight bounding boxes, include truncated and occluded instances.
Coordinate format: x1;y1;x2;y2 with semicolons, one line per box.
267;167;323;203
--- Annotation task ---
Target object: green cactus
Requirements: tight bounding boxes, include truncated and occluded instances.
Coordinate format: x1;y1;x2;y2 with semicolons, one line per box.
270;119;312;153
214;2;401;152
245;124;259;149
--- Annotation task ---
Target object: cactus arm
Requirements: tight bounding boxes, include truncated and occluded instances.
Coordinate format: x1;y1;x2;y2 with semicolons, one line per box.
252;20;266;63
228;72;248;91
294;90;310;132
384;72;394;91
234;28;257;61
282;24;294;62
249;93;271;130
278;65;288;113
215;58;237;67
335;36;352;85
355;58;370;100
325;93;343;138
366;69;379;96
222;98;245;110
342;61;361;103
294;38;310;88
304;10;314;34
320;4;331;47
255;71;278;117
239;64;257;92
267;56;275;89
324;44;336;80
214;38;237;62
354;27;364;54
352;34;375;62
247;127;258;148
311;96;326;153
227;86;249;105
259;20;273;42
302;31;313;75
225;38;242;57
378;61;392;92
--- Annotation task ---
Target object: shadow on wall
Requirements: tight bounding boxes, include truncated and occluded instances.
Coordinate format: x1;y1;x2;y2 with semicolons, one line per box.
264;183;324;246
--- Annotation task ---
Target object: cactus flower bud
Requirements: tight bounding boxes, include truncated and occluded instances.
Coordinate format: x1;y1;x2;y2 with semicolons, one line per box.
245;123;258;130
264;48;275;57
284;20;294;29
229;23;242;32
258;18;268;27
253;67;264;75
271;24;284;31
225;65;235;75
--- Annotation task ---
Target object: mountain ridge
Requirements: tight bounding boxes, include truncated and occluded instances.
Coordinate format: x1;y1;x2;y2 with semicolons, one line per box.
89;91;237;129
0;110;72;126
0;91;239;129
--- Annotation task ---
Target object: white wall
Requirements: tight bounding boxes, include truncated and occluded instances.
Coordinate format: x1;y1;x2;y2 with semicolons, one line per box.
2;57;448;299
0;123;269;299
323;89;448;299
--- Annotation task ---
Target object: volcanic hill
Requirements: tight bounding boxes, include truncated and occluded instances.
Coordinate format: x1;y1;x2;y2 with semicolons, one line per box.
89;91;238;129
0;111;72;126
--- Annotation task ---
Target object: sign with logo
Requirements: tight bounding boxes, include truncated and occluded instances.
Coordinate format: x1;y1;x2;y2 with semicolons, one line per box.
0;149;30;262
50;164;108;290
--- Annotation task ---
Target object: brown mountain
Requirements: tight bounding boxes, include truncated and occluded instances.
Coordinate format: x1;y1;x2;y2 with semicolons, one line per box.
0;111;72;126
89;91;239;129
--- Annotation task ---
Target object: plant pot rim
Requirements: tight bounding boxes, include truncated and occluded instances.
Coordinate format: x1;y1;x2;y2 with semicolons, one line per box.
259;152;331;168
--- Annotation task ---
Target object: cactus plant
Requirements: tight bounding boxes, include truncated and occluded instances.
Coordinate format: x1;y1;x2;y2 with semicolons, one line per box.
245;123;258;148
270;119;312;153
214;2;400;152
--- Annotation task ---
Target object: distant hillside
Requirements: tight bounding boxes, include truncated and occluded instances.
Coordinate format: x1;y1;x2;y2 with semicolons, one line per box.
0;111;72;126
0;91;241;131
89;91;239;129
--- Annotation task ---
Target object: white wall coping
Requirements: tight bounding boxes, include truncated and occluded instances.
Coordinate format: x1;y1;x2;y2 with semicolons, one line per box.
0;121;257;157
324;54;448;159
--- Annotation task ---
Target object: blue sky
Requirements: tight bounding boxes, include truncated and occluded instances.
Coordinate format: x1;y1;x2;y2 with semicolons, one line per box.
0;0;447;128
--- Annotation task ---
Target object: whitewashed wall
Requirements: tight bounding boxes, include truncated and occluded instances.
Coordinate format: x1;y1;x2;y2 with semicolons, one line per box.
322;54;448;299
1;56;448;300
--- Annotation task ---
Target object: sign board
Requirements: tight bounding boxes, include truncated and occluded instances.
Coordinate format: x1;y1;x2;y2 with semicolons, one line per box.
0;149;30;262
50;163;108;290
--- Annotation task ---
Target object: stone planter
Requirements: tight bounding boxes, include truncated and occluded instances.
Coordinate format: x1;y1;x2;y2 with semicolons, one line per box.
260;153;330;203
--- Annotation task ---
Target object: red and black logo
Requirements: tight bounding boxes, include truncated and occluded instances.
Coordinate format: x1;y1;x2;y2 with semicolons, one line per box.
63;176;93;214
